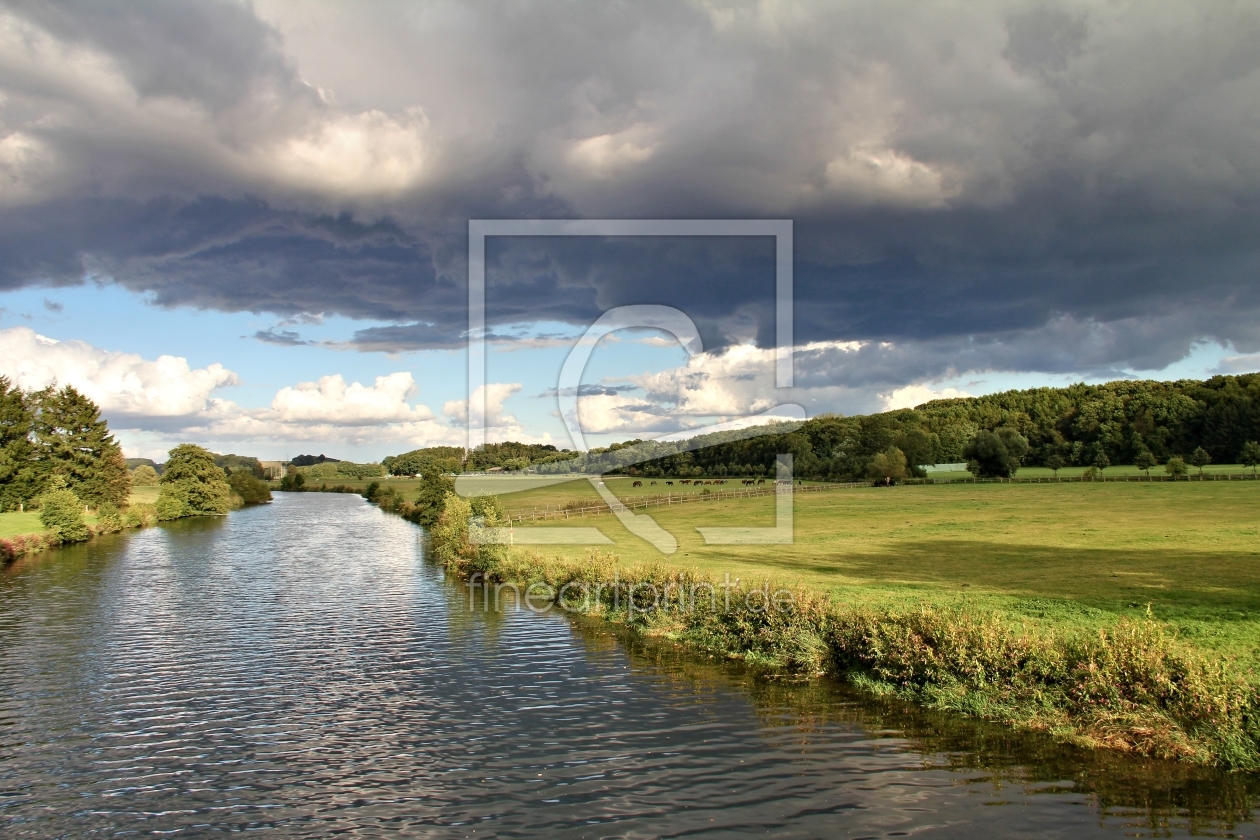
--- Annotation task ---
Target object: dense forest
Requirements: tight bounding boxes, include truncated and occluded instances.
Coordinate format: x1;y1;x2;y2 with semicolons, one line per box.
380;373;1260;481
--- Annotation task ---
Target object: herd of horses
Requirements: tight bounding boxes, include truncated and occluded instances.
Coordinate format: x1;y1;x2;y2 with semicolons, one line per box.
629;478;766;488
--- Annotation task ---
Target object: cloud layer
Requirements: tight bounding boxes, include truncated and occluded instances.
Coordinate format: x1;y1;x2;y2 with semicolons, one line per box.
2;1;1259;392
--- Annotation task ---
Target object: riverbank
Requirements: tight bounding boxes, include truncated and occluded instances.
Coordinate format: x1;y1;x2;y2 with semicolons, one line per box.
0;483;268;564
426;484;1260;769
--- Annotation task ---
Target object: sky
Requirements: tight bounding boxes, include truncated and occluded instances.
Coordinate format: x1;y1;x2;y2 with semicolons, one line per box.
1;0;1259;462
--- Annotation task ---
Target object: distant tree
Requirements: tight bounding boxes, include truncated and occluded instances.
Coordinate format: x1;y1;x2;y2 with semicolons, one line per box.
38;476;90;543
1241;441;1260;477
215;454;266;478
1092;448;1110;478
1190;446;1212;477
1044;452;1065;479
1165;456;1188;480
1134;450;1158;478
963;428;1028;478
33;385;130;508
160;444;231;515
279;472;306;491
894;427;936;478
130;464;159;486
866;446;908;484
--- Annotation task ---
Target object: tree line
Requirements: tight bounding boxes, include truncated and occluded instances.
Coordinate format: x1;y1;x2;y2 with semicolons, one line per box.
375;373;1260;482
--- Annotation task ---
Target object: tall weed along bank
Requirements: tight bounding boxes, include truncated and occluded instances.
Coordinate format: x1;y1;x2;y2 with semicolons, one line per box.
428;491;1260;769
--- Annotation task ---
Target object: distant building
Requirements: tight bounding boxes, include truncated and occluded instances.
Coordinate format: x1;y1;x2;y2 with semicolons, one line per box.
260;461;288;479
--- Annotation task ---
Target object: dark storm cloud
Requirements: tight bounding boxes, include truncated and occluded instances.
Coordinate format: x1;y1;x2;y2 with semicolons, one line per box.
2;0;1260;376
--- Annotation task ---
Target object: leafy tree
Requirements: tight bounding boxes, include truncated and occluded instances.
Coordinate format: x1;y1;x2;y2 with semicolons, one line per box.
1165;456;1188;479
894;427;936;477
160;444;231;515
866;446;908;483
279;472;306;491
1190;446;1212;477
130;464;159;486
38;477;91;543
32;386;129;508
227;471;273;504
963;428;1028;478
1092;448;1110;477
411;470;456;528
0;376;39;511
1045;452;1065;478
1134;450;1158;477
1241;440;1260;477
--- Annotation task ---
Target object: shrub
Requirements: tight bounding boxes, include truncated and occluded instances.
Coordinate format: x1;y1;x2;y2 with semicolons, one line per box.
227;471;273;504
124;503;158;528
1165;456;1188;479
96;502;124;533
38;482;91;543
156;485;189;521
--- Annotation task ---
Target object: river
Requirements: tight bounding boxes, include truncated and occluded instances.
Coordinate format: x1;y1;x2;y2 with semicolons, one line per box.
1;492;1256;837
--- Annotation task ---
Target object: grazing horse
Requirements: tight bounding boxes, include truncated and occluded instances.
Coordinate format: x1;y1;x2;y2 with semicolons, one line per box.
756;478;765;484
681;480;692;485
632;480;642;487
651;481;657;485
666;481;674;486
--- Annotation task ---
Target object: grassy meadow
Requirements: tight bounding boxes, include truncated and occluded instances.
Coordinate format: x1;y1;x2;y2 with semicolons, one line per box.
493;479;1260;665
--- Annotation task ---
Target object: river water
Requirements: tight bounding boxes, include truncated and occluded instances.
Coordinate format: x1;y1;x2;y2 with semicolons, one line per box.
1;492;1256;838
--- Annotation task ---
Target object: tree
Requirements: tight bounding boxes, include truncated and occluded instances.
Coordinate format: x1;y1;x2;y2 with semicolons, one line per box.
1045;452;1065;479
1190;446;1212;477
1092;448;1110;479
130;464;159;486
0;376;39;511
32;386;130;508
160;444;231;515
1241;440;1260;477
1134;450;1158;478
411;470;456;527
38;476;91;543
963;428;1028;478
894;427;936;477
1165;456;1188;480
279;472;305;491
227;470;273;504
866;446;908;484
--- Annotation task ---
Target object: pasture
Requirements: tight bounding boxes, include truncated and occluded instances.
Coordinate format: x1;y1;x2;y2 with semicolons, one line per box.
0;484;164;538
500;479;1260;664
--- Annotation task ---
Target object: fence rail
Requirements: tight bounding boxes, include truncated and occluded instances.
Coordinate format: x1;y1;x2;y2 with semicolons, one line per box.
504;471;1259;523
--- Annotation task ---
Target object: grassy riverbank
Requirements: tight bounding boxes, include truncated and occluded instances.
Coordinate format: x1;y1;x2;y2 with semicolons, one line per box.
425;479;1260;768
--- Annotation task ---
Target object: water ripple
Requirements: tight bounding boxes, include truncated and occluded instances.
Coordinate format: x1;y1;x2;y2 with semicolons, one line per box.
1;493;1255;838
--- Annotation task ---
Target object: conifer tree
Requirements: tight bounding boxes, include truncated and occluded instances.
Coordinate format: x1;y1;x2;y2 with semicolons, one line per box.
32;386;130;508
0;376;39;511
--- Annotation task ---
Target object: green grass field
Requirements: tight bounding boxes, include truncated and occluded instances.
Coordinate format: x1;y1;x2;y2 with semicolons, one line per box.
498;480;1260;664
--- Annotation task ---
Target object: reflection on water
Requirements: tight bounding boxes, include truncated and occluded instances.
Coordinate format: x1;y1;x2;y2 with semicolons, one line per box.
0;492;1255;838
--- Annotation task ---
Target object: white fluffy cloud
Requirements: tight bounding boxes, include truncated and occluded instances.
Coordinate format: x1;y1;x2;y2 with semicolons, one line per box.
271;372;433;424
879;384;973;411
0;326;237;417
